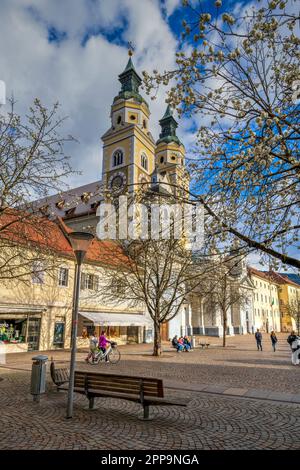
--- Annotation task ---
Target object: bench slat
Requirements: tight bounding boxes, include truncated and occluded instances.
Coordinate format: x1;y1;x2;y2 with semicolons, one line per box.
74;372;163;398
75;381;160;397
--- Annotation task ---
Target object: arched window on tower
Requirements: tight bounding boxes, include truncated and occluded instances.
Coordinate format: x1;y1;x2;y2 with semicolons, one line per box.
141;153;148;171
113;150;123;167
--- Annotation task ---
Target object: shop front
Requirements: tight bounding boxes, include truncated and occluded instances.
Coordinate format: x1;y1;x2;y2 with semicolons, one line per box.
0;305;44;353
78;311;153;345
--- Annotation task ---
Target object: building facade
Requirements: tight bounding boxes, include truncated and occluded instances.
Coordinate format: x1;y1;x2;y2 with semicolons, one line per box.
248;268;281;332
267;272;300;332
0;217;153;352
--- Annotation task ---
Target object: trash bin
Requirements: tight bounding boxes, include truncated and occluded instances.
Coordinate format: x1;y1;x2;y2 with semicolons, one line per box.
31;355;48;402
191;336;196;348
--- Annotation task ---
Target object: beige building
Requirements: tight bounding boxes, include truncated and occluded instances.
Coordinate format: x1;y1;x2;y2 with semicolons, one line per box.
0;217;151;353
248;268;281;332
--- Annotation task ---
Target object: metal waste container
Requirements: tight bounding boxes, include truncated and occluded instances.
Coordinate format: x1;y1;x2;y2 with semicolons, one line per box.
31;355;48;402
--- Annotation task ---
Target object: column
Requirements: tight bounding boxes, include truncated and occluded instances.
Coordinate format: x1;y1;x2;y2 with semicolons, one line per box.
186;303;193;336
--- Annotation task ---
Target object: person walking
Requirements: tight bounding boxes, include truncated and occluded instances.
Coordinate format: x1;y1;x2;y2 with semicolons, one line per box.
85;331;98;363
255;329;263;351
270;331;278;352
287;331;300;365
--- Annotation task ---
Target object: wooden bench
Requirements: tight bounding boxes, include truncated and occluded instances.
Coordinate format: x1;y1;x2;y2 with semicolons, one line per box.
50;359;69;390
50;362;187;420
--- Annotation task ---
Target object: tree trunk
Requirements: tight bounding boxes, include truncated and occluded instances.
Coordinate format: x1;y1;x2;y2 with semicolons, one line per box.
223;312;227;348
153;322;162;356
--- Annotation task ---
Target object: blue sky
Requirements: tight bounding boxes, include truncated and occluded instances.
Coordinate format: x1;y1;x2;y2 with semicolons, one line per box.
1;0;242;186
0;0;297;270
0;0;186;187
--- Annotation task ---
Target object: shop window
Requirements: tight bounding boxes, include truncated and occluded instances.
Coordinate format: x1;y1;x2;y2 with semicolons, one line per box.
53;322;65;346
58;267;69;287
32;261;45;285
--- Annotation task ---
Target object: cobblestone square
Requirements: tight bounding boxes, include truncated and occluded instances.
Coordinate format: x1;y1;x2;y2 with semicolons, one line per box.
1;334;300;450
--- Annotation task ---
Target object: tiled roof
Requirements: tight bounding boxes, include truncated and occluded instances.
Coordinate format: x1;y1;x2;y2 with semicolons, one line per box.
264;271;300;287
248;266;300;287
278;273;300;286
0;210;129;268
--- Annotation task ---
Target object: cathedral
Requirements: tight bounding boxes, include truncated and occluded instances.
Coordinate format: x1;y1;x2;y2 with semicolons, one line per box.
37;54;189;233
35;55;261;341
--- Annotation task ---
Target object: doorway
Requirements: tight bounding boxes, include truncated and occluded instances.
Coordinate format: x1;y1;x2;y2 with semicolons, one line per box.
27;318;41;351
160;322;169;341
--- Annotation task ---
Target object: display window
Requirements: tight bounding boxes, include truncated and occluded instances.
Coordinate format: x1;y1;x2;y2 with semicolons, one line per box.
0;319;27;343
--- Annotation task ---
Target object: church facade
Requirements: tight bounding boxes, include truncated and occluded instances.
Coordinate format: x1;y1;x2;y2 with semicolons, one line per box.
35;56;262;342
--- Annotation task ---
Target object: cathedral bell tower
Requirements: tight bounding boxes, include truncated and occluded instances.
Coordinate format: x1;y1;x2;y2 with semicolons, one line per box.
101;54;156;198
154;105;189;198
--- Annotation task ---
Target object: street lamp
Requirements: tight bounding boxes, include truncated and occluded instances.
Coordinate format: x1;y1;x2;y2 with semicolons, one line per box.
66;231;94;419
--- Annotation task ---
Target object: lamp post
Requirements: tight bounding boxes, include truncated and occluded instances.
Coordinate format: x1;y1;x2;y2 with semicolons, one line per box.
66;231;94;419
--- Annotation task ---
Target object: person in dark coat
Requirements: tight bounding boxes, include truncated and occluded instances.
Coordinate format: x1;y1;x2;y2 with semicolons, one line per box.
287;331;300;365
287;331;298;347
171;335;184;352
255;329;263;351
270;331;278;352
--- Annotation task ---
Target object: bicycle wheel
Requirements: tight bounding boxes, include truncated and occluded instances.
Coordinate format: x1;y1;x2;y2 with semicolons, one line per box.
108;347;121;364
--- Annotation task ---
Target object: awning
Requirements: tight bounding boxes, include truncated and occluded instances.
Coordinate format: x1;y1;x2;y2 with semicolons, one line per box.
79;311;153;327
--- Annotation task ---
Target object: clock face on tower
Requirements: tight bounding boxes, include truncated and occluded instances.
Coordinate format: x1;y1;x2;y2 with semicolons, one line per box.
109;172;126;193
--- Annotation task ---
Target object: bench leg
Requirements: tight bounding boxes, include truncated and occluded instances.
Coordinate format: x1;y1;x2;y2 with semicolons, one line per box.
143;405;150;420
89;397;95;410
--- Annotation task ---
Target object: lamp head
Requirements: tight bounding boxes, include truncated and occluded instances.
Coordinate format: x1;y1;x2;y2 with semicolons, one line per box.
68;231;94;264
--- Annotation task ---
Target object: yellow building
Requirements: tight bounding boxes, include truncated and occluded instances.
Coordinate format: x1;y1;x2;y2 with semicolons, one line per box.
101;56;189;200
267;272;300;332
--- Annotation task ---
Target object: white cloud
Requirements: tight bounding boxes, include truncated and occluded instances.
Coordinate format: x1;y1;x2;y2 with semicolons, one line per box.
0;0;180;189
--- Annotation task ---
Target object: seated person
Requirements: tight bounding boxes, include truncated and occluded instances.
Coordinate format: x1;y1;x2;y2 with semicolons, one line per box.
183;335;192;351
171;335;178;348
177;336;186;352
171;335;184;352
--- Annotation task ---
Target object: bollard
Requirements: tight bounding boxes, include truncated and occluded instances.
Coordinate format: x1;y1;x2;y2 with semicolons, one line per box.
31;355;48;402
191;336;196;348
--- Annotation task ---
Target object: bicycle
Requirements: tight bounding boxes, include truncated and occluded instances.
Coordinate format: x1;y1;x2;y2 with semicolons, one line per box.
87;341;121;365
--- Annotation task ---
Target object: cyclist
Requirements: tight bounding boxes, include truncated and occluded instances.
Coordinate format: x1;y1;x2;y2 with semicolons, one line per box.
99;330;111;363
85;331;98;363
